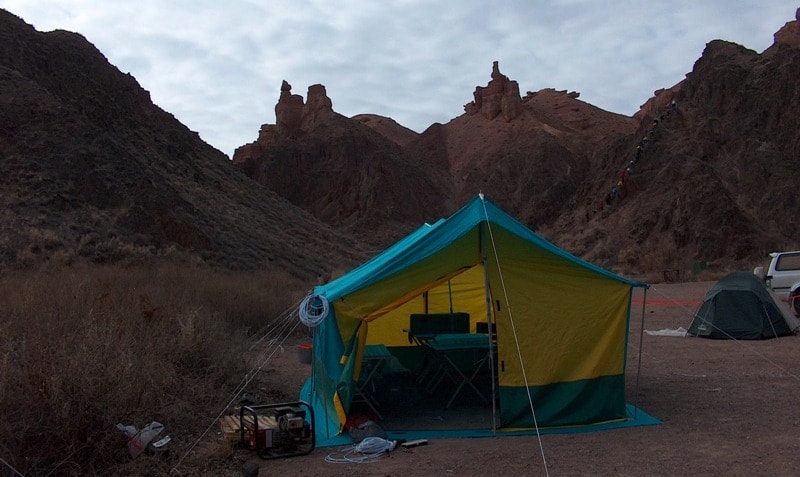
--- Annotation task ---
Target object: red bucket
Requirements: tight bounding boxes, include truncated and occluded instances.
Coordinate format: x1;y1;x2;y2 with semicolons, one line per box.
297;343;312;364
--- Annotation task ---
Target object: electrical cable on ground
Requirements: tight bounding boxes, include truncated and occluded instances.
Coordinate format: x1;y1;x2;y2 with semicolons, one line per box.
324;437;397;464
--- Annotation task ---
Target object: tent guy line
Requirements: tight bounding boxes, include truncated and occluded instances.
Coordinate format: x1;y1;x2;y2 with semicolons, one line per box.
632;299;700;306
170;301;302;474
478;193;550;475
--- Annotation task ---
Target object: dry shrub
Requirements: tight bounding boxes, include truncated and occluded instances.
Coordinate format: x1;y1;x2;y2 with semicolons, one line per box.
636;235;682;273
558;220;607;261
694;268;729;282
616;246;640;270
0;263;306;476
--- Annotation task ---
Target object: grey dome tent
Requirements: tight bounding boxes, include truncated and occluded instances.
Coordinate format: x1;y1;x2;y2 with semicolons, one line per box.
688;271;799;339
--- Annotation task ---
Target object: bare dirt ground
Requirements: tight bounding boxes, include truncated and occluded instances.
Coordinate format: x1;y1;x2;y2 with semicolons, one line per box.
216;281;800;476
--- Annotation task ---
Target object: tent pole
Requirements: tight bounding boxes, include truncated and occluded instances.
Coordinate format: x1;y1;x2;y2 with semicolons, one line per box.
633;287;648;420
481;223;498;434
448;280;454;314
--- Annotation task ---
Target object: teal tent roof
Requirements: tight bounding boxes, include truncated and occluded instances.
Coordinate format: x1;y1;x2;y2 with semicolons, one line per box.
316;195;646;301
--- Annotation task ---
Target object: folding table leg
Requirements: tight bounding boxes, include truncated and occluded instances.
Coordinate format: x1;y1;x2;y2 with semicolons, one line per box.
443;353;490;409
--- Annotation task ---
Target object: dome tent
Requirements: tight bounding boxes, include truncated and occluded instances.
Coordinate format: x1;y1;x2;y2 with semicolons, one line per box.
688;271;799;339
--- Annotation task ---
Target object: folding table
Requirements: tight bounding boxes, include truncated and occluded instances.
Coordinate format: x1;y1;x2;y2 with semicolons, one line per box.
353;344;392;418
407;313;470;385
426;333;492;409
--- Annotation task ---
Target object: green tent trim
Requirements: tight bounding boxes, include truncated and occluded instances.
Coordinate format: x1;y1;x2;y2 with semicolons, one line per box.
499;374;625;428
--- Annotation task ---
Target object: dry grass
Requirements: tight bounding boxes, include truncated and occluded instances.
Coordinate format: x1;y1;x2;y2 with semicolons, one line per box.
0;264;308;476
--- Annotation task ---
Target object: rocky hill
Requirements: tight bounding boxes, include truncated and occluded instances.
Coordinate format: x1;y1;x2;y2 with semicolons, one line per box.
0;9;366;278
232;81;451;242
3;6;800;279
234;62;638;247
554;8;800;272
234;10;800;275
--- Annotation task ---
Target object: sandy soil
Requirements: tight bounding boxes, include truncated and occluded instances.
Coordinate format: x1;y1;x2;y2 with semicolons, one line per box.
214;281;800;476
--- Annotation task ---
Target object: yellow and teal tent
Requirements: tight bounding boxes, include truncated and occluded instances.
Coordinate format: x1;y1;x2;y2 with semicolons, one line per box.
300;194;648;442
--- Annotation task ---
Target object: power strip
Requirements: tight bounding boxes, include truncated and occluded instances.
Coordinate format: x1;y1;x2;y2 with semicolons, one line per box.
401;439;428;448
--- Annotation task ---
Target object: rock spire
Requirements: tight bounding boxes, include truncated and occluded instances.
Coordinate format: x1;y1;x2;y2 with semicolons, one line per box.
464;61;523;121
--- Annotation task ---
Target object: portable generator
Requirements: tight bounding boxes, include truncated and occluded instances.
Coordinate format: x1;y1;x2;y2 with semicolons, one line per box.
238;401;315;459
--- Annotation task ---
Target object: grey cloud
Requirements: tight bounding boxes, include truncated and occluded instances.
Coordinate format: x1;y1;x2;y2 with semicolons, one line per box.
3;0;799;154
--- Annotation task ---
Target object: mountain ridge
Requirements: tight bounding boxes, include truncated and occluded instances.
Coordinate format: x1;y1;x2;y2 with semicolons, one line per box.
3;7;800;279
233;9;800;274
0;9;366;278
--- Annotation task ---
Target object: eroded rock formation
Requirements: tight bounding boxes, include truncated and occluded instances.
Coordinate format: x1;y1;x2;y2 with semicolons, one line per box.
464;61;523;121
273;80;334;136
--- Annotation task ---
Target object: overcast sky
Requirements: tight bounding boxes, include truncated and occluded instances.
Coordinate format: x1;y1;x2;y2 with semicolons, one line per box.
2;1;798;157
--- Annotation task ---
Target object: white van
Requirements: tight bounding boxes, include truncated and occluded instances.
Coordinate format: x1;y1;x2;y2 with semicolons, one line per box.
755;251;800;315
